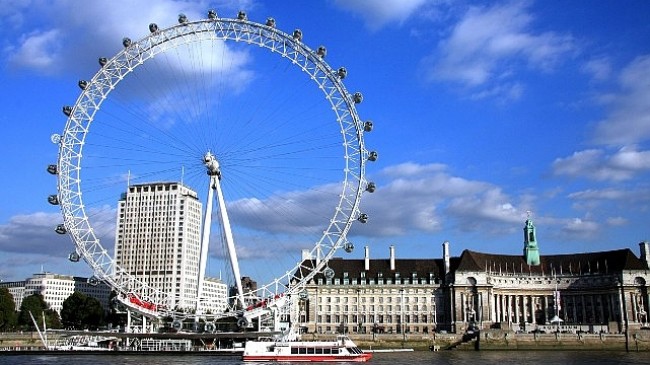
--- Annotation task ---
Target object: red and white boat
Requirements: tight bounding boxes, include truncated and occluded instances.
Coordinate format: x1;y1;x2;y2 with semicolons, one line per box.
242;335;372;362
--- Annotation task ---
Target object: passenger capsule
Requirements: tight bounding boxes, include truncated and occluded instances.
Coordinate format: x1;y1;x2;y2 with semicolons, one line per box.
204;322;216;332
48;194;59;205
364;120;373;132
149;23;159;33
208;10;217;19
68;251;80;262
299;290;309;300
344;242;355;253
337;67;347;79
358;213;368;224
317;46;327;58
98;57;108;67
237;317;249;328
62;106;73;116
368;151;378;161
323;267;335;279
366;182;376;193
237;11;247;20
78;80;88;90
178;13;188;24
122;37;132;48
266;17;276;27
88;276;99;286
55;224;67;234
353;92;363;104
47;164;58;175
172;320;183;330
292;29;303;41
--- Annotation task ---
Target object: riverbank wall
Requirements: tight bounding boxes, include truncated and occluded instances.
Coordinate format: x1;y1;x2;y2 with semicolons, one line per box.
3;330;649;352
342;329;650;352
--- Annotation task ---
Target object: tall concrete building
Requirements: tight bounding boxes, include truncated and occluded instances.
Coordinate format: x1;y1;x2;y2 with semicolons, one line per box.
114;182;204;312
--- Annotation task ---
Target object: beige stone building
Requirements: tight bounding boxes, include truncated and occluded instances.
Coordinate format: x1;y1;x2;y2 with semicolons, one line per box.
295;218;649;335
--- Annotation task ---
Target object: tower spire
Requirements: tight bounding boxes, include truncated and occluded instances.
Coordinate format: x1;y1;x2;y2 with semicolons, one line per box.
523;212;541;266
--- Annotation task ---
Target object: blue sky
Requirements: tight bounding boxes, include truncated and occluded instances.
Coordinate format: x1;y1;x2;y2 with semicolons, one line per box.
1;0;649;285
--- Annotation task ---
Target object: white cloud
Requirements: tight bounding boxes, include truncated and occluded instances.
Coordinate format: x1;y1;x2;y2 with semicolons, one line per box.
560;217;599;238
351;162;530;237
3;0;251;77
568;188;629;201
581;57;612;82
592;55;650;145
7;29;62;72
0;211;73;255
606;216;627;226
423;1;573;100
332;0;428;31
552;146;650;181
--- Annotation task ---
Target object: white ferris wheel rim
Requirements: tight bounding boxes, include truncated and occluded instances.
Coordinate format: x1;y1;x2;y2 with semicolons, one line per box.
55;11;372;319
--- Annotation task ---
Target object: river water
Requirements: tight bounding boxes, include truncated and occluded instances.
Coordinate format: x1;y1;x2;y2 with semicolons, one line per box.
0;351;647;365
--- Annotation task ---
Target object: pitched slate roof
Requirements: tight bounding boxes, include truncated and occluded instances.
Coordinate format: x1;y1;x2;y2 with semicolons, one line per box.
456;248;647;275
303;257;446;283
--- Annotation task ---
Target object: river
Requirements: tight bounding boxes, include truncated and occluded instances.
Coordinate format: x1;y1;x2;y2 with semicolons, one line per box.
0;351;647;365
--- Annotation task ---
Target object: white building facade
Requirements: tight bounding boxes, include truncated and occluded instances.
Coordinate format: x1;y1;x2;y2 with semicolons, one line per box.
296;222;650;335
114;182;204;312
0;272;111;314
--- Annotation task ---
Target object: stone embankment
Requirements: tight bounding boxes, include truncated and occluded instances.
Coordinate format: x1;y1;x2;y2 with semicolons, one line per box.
0;332;48;351
345;329;650;352
3;330;649;352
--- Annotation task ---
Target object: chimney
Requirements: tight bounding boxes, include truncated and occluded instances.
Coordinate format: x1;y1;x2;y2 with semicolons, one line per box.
443;241;450;275
389;245;395;271
364;246;370;271
640;241;650;269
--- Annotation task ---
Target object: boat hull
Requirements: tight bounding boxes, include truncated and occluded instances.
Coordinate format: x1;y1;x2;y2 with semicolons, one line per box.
242;335;372;362
243;353;372;362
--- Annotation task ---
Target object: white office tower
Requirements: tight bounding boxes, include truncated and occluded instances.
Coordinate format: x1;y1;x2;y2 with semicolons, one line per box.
114;182;203;311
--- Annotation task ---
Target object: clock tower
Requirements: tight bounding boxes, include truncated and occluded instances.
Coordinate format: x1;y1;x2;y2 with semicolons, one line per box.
523;212;541;266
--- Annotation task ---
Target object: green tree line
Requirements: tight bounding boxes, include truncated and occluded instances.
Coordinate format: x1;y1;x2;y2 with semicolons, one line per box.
0;287;112;331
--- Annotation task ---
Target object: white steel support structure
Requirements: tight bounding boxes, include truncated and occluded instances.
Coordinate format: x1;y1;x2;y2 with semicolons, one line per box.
197;152;246;316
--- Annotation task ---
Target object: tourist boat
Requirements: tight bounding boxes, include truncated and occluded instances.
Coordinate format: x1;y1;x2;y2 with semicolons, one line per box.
242;335;372;362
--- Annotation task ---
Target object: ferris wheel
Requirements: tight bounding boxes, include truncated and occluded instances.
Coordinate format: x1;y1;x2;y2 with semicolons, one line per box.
48;10;376;323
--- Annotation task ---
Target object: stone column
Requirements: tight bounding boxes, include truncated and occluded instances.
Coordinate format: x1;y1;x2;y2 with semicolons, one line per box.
608;293;616;322
498;294;503;322
530;295;535;324
515;296;521;325
460;292;465;322
618;290;625;325
597;294;604;323
544;295;549;324
631;292;637;324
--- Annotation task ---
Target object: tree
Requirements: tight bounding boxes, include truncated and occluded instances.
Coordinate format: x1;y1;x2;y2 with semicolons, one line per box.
61;292;105;330
0;287;17;331
17;294;61;330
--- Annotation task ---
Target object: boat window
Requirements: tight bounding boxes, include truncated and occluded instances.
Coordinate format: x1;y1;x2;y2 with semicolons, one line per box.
291;347;299;354
299;347;307;354
315;348;323;354
324;348;331;354
307;348;315;354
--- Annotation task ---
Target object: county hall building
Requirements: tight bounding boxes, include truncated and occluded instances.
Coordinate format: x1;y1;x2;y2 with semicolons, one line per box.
295;218;649;335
